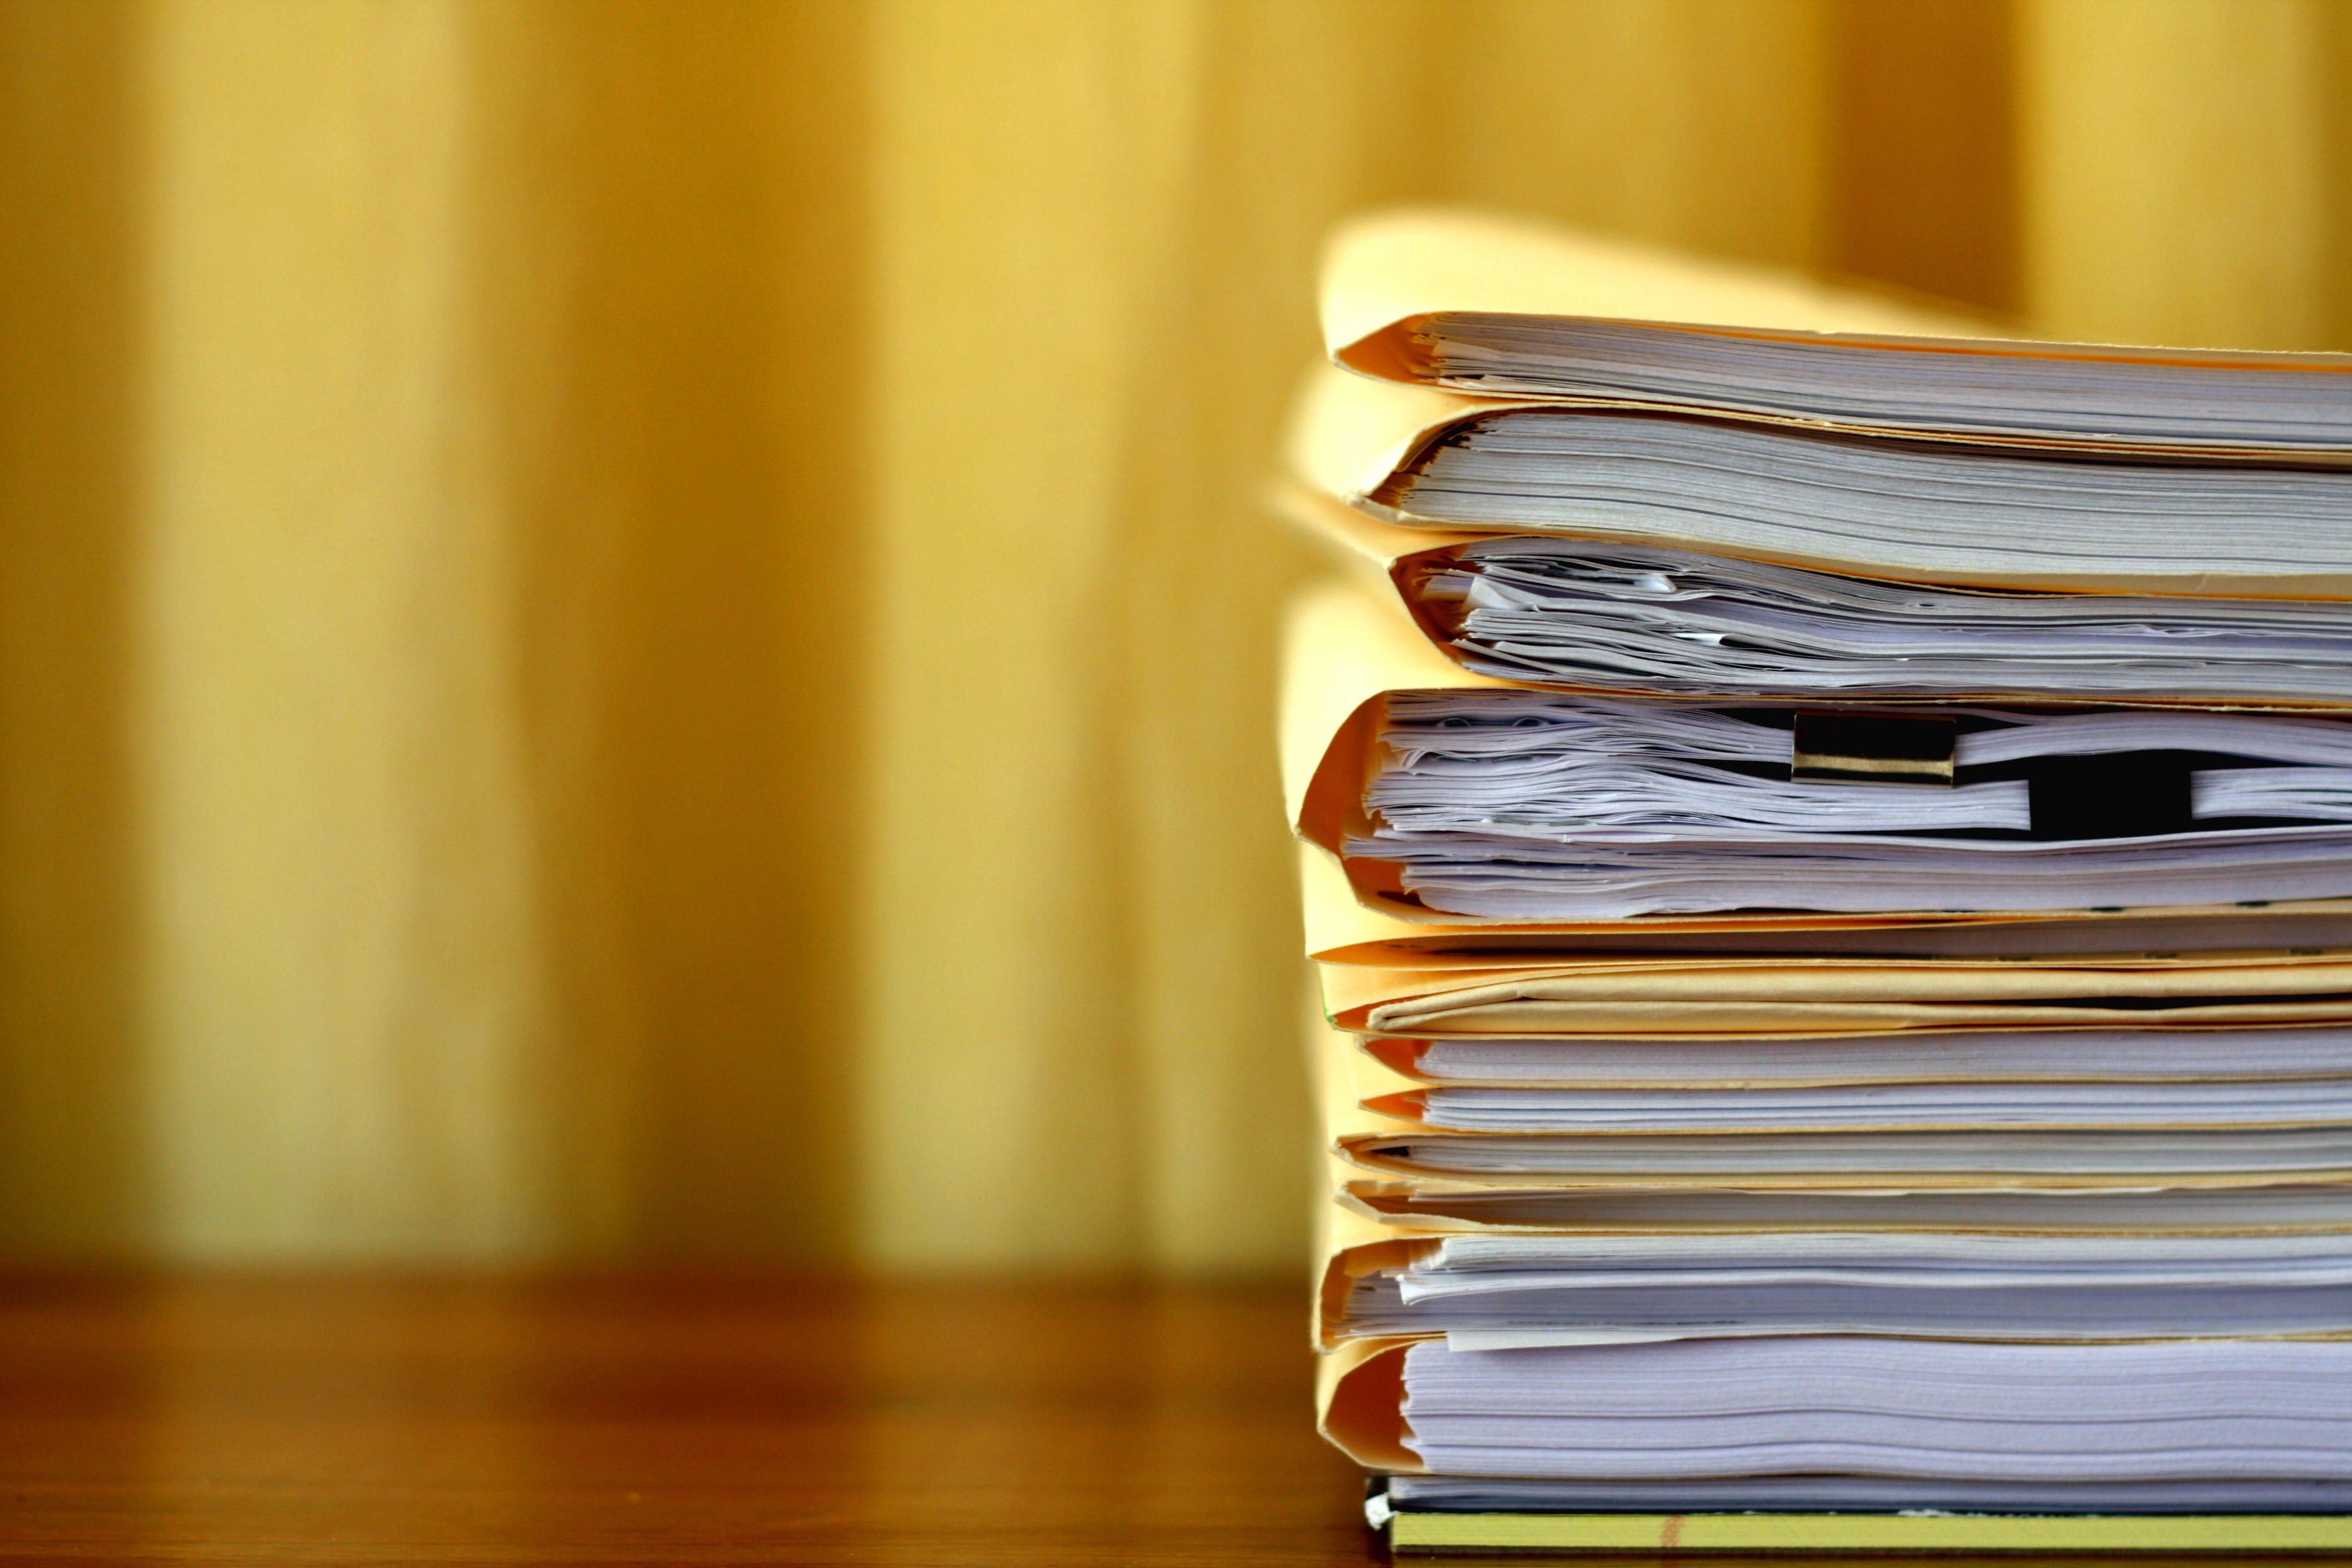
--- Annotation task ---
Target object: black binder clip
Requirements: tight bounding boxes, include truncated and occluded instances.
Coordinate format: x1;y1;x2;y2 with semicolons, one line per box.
2028;754;2193;840
1792;712;1957;786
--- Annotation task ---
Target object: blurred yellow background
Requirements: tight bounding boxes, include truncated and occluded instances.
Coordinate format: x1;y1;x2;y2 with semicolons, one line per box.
0;0;2345;1272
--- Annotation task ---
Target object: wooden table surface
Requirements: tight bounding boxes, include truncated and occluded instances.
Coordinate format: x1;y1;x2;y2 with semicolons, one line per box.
5;1273;2294;1567
0;1273;1382;1566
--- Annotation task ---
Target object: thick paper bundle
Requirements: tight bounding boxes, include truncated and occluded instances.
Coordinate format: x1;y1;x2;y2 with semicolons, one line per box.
1284;577;2352;933
1318;207;2352;466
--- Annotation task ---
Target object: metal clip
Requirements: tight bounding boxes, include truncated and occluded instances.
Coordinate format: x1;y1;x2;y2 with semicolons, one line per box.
1791;712;1957;786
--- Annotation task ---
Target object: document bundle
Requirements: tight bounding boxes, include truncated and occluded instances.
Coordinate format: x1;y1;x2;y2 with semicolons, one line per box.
1282;210;2352;1555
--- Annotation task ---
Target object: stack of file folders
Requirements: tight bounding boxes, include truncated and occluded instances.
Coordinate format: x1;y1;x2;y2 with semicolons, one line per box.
1282;209;2352;1556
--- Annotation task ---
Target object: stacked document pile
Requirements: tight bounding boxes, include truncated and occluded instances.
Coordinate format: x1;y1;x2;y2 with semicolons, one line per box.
1282;209;2352;1557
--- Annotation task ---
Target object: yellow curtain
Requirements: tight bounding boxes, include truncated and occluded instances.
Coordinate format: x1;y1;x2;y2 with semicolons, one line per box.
0;0;2347;1270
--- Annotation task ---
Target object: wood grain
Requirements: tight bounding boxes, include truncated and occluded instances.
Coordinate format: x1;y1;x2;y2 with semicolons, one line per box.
0;1273;1372;1565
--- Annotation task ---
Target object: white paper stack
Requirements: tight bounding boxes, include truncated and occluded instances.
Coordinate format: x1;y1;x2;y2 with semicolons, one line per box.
1284;210;2352;1552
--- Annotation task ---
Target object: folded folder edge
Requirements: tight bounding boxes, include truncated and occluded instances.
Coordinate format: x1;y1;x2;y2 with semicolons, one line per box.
1316;1334;1425;1472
